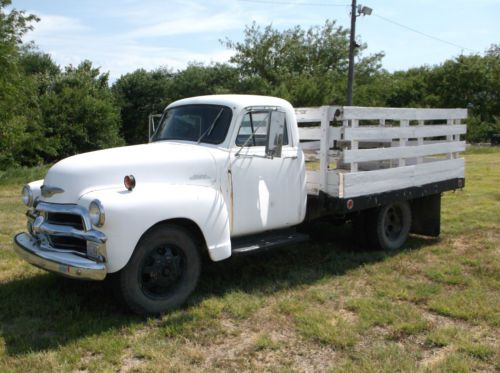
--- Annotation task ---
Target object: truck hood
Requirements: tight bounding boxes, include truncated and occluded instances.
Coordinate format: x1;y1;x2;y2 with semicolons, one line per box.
40;142;220;203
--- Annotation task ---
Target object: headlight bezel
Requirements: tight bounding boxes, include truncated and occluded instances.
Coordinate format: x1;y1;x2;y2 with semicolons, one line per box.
22;185;34;207
89;199;105;227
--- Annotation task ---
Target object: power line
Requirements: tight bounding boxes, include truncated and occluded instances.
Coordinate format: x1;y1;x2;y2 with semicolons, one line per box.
238;0;349;7
373;14;474;53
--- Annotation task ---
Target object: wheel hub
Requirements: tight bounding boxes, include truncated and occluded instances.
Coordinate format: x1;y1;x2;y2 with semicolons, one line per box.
140;246;184;297
384;206;403;240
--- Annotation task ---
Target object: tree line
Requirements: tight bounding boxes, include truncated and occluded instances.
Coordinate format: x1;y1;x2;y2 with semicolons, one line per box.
1;0;499;169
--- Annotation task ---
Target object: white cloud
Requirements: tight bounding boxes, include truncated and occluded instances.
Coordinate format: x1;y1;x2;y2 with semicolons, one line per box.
130;13;241;38
29;13;89;37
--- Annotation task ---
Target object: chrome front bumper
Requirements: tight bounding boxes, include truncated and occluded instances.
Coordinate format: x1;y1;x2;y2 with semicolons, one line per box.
14;233;107;280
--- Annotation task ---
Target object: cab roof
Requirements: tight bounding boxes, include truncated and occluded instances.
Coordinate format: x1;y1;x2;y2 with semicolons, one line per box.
166;94;293;112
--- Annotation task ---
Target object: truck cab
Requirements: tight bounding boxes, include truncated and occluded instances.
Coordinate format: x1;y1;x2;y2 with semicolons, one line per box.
14;95;308;314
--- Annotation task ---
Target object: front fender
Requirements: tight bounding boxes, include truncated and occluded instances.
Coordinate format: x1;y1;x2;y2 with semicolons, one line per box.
78;184;231;273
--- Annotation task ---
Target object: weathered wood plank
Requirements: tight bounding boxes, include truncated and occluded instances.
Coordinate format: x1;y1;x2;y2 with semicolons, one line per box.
299;127;322;140
350;119;359;172
319;107;331;190
340;106;468;121
303;149;340;162
300;141;321;150
399;119;409;167
341;158;465;198
343;124;466;141
417;120;425;165
343;141;466;163
295;107;325;123
306;170;339;195
299;126;341;141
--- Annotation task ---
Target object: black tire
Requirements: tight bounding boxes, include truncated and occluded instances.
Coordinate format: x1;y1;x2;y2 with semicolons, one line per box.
117;224;201;315
367;201;412;251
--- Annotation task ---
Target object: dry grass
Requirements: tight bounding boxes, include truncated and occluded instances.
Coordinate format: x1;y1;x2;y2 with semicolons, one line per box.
0;148;499;372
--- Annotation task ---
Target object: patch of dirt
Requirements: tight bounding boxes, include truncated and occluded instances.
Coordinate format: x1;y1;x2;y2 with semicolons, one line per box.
197;306;340;372
450;236;471;255
119;356;145;373
79;351;104;370
420;345;455;369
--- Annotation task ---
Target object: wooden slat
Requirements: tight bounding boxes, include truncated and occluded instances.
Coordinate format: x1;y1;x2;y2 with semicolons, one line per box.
399;119;409;167
417;120;424;164
340;107;468;121
300;141;320;150
295;107;324;123
350;119;359;172
305;170;320;195
319;107;331;190
299;126;341;141
299;127;322;140
341;158;465;198
303;149;340;162
306;170;339;195
330;127;341;140
343;124;466;141
343;141;466;163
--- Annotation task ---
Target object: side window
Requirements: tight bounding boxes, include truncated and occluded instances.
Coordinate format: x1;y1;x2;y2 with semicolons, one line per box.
235;110;289;147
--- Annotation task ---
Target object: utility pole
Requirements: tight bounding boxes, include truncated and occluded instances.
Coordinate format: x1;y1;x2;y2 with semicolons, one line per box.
346;1;372;106
346;0;357;106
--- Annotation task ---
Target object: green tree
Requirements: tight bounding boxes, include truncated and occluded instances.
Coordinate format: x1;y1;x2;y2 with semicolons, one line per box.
224;20;384;106
0;0;40;167
112;68;174;145
40;61;123;159
382;45;500;142
428;48;499;123
170;62;242;100
19;46;60;76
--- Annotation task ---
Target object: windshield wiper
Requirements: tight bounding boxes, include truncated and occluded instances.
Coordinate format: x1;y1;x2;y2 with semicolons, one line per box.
197;108;224;144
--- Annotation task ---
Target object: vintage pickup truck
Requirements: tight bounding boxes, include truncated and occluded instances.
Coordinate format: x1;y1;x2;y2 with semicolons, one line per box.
14;95;466;315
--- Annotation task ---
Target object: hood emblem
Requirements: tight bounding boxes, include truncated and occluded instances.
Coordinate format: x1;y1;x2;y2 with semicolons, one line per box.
41;185;65;198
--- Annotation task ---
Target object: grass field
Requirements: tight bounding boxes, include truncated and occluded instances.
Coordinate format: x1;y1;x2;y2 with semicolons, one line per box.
0;148;498;372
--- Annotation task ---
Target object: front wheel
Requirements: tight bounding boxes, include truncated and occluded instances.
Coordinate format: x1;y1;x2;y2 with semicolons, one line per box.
117;224;201;315
367;201;412;251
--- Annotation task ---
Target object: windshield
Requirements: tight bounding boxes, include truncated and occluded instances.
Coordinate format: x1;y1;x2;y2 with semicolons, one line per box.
151;104;232;144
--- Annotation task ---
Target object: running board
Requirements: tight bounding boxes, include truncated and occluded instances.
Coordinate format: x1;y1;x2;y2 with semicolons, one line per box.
231;230;309;256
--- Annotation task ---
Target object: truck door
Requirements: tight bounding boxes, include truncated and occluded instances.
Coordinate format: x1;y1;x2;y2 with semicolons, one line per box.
229;108;306;236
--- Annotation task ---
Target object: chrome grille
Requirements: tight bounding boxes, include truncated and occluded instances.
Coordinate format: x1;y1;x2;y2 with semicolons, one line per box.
30;202;107;263
47;235;87;254
46;212;84;230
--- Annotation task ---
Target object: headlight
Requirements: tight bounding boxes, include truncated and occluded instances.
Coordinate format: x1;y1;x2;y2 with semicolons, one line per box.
89;200;105;227
22;185;34;206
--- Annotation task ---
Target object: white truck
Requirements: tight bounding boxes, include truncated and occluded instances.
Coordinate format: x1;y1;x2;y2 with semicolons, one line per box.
14;95;467;315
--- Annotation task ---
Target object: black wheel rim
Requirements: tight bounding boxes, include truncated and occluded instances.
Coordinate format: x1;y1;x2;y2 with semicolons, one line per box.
383;205;403;241
140;245;185;299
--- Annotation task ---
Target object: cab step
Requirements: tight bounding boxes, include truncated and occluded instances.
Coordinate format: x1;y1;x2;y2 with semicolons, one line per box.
231;230;309;256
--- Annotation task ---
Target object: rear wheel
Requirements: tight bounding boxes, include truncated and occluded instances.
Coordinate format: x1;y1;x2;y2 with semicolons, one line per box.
367;201;412;250
118;224;201;315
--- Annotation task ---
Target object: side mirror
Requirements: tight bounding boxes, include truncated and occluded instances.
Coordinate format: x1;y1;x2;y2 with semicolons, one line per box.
265;111;286;158
148;113;162;142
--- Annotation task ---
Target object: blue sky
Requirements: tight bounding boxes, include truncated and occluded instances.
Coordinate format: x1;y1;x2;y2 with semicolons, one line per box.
12;0;500;82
